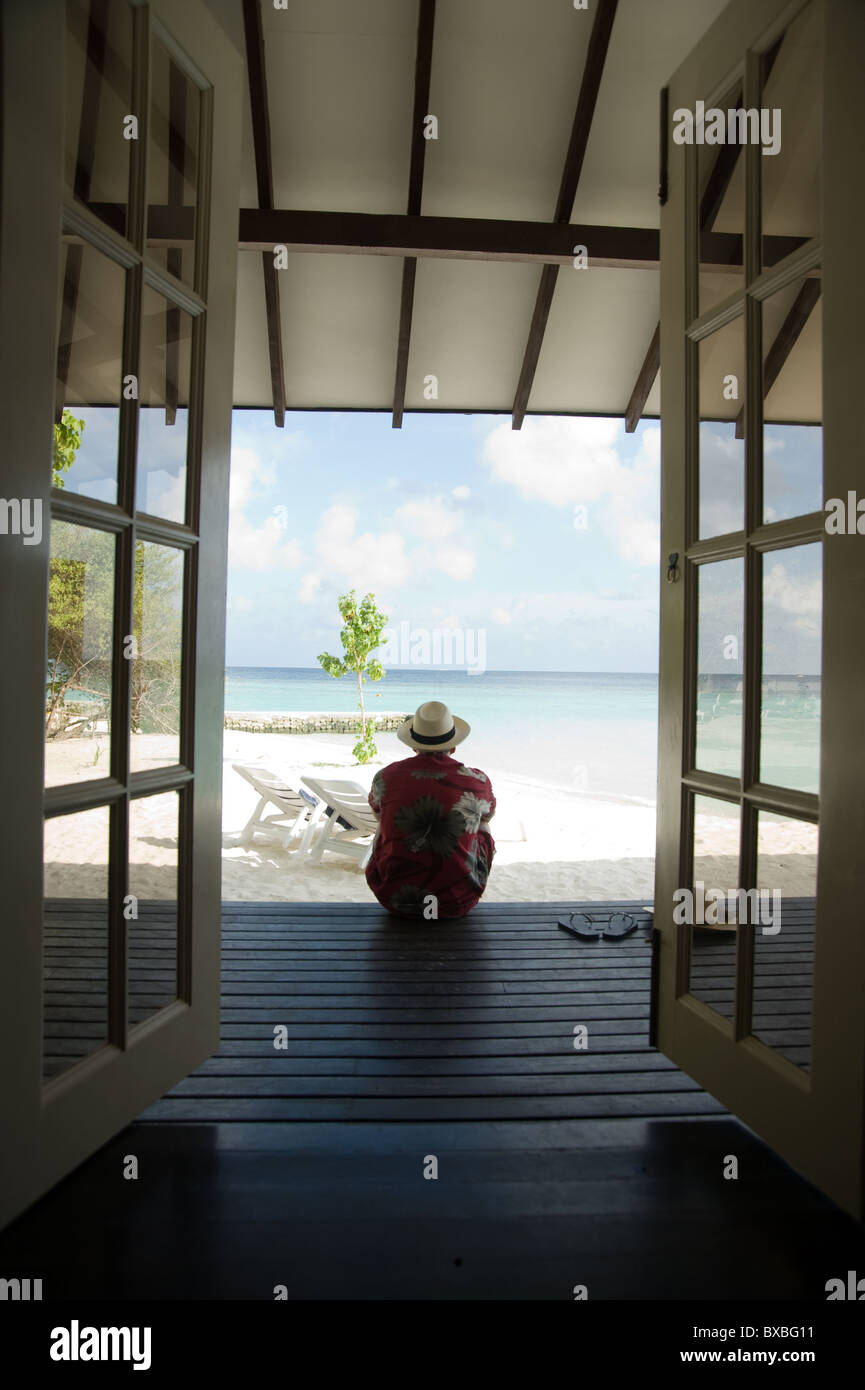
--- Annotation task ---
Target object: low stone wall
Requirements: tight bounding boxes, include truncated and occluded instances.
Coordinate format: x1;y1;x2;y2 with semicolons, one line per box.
224;711;405;735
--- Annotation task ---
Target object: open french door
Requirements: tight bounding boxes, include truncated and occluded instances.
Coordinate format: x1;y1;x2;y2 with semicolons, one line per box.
654;0;865;1218
0;0;241;1228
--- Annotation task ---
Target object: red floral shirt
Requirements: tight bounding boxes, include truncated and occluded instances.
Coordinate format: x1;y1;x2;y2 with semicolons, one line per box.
365;752;496;919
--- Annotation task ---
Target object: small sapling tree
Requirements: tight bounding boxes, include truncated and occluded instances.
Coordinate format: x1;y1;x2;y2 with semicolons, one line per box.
318;590;388;763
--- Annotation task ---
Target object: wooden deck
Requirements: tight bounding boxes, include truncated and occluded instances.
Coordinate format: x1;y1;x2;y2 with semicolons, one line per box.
14;897;861;1300
43;898;815;1088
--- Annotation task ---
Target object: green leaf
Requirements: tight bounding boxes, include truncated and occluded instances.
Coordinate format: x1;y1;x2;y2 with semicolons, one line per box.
316;590;389;715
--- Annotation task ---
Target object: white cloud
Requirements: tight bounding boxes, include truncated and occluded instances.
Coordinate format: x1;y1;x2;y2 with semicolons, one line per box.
307;500;477;592
493;589;656;631
229;513;302;572
395;496;464;541
139;469;186;521
228;445;303;572
697;428;744;538
483;416;622;504
299;573;321;603
763;560;821;636
482;417;660;566
452;485;471;499
229;445;275;509
315;504;411;591
435;545;476;580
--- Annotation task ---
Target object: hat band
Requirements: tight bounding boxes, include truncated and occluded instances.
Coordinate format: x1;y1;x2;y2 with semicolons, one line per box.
410;725;456;745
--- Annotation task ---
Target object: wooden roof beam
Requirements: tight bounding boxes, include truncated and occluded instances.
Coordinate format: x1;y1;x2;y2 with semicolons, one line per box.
511;0;619;430
242;0;286;428
624;323;660;434
84;205;804;270
734;277;821;438
393;0;436;429
240;211;667;264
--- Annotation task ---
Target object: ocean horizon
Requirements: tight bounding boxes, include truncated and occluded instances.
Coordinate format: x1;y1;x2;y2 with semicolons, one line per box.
224;667;658;802
224;667;820;805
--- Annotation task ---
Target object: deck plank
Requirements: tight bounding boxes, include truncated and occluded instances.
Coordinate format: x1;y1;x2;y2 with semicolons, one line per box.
8;900;856;1298
42;899;814;1091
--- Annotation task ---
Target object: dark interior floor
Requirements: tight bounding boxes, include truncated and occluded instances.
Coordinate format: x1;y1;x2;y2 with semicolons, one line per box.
4;900;862;1300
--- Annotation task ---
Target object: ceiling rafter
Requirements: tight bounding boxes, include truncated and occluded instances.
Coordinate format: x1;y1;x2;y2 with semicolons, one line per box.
242;0;287;428
511;0;619;430
85;203;803;271
734;276;821;439
624;323;660;433
393;0;436;429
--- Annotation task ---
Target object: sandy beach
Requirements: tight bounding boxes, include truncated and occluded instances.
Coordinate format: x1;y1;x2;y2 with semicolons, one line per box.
43;725;818;905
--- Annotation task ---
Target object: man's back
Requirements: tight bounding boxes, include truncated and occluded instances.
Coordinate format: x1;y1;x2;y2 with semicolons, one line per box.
366;752;496;918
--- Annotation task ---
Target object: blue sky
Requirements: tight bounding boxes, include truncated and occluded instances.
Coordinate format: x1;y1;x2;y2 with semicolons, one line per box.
224;411;663;672
56;406;822;676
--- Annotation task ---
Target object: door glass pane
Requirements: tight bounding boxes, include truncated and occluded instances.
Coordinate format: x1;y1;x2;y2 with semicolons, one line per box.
698;318;745;538
751;811;817;1070
147;42;200;288
761;2;822;270
43;806;111;1080
129;792;180;1025
46;521;115;787
137;287;193;521
695;558;743;777
687;795;741;1018
698;80;744;315
65;0;134;236
762;272;822;523
131;542;184;772
760;543;821;792
55;242;126;503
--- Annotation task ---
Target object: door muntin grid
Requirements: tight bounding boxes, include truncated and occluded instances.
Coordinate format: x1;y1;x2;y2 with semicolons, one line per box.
44;1;211;1083
678;1;823;1075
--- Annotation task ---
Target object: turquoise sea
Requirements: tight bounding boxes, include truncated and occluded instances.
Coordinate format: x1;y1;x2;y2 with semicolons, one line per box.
225;668;656;801
224;667;820;806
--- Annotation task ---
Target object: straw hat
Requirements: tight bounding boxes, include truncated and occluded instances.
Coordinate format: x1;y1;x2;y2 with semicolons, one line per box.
397;700;470;753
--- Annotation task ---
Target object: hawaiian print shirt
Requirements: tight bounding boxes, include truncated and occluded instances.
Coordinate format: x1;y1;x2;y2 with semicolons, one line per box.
365;752;496;919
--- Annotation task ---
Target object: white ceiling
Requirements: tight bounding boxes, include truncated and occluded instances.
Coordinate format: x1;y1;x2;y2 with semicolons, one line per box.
206;0;763;417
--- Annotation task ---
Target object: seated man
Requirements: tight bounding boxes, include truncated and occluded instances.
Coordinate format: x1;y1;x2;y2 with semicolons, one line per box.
366;701;496;920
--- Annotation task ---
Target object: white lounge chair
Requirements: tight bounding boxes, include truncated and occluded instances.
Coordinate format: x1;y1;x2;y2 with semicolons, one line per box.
299;776;379;870
232;763;319;850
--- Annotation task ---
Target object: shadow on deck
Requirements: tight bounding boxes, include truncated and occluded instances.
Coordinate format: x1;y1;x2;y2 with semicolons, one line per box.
4;899;862;1299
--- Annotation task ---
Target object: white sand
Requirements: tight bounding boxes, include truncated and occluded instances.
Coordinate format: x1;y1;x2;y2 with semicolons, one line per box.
43;727;818;904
